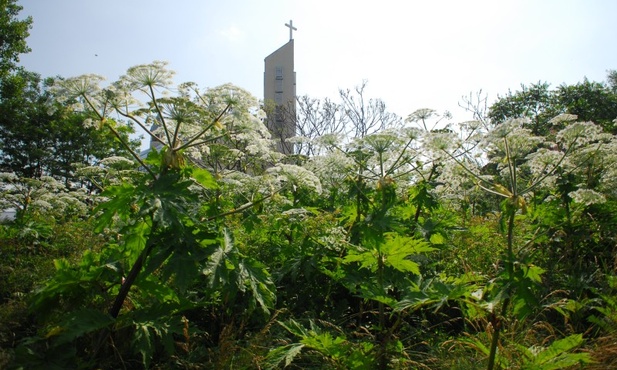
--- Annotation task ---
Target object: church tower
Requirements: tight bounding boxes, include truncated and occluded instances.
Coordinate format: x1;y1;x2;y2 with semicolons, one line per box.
264;20;297;154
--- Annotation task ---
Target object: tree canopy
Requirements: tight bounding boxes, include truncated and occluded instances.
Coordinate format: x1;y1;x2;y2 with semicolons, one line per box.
488;73;617;135
0;0;32;77
1;5;617;366
0;70;138;182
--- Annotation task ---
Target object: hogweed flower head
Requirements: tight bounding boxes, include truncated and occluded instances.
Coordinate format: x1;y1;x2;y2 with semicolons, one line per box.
484;118;542;160
49;75;107;119
99;156;135;169
406;108;437;123
362;129;400;154
489;118;527;139
315;133;343;148
568;188;606;206
556;121;607;150
52;74;105;101
266;164;322;194
549;113;578;126
123;61;175;91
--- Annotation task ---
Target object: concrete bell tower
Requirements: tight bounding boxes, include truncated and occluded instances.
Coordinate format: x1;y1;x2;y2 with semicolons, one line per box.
264;20;297;154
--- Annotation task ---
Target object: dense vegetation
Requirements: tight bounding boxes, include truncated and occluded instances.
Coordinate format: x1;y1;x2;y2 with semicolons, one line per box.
2;2;617;369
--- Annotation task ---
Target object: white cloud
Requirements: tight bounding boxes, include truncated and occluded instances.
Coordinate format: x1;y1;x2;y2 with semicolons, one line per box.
218;25;244;42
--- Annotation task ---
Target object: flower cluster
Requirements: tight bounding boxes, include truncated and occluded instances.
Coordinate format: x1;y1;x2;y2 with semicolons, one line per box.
0;174;90;220
266;164;323;195
568;188;606;206
484;120;543;161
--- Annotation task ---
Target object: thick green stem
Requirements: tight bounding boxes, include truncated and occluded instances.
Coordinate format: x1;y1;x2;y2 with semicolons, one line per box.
93;233;156;359
377;251;388;370
176;104;231;151
149;84;173;146
108;239;155;318
413;166;436;224
487;208;516;370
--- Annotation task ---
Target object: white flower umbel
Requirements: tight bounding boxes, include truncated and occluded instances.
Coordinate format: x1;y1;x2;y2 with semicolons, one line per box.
597;138;617;195
433;158;483;205
422;130;461;160
0;174;91;220
484;120;543;161
556;121;608;150
266;164;322;195
281;207;310;222
99;156;135;168
548;113;578;126
122;61;175;93
568;188;606;206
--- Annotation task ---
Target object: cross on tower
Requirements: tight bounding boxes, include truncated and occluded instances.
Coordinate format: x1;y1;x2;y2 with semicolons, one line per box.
285;20;297;41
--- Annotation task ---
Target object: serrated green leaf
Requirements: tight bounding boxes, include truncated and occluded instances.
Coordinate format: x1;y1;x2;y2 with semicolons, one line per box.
50;309;114;345
343;250;377;271
134;275;179;304
191;167;218;189
523;264;545;283
204;231;234;288
429;233;445;245
527;334;592;369
123;221;149;264
381;233;434;274
93;182;136;233
133;323;154;369
278;319;310;337
239;257;276;314
266;343;305;369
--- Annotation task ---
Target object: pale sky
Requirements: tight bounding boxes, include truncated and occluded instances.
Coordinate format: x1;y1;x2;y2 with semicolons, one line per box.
18;0;617;135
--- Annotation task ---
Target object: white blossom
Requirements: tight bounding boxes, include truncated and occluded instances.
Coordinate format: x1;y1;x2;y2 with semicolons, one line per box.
122;61;175;91
406;108;437;123
360;129;401;154
318;226;347;251
556;121;606;149
52;74;105;99
423;130;460;153
549;113;578;126
489;118;528;139
315;133;343;148
0;172;18;182
99;156;134;169
82;118;96;128
568;188;606;206
266;164;322;194
484;124;542;160
281;207;310;221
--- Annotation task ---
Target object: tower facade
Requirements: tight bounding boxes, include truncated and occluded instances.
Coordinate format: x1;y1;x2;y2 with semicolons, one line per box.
264;22;297;154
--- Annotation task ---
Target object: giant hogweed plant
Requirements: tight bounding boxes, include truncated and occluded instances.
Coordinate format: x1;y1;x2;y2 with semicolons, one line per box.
436;116;602;369
268;126;475;369
14;62;292;368
0;173;90;222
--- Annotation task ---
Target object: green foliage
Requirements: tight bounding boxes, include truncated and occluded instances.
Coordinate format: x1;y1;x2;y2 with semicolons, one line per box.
344;233;434;276
0;219;105;369
0;70;138;180
587;275;617;334
516;334;592;370
460;333;592;370
396;274;480;315
3;61;617;369
488;82;561;136
45;309;115;346
266;319;375;369
0;0;31;77
488;75;617;135
556;79;617;133
204;230;276;315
